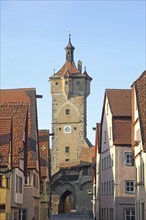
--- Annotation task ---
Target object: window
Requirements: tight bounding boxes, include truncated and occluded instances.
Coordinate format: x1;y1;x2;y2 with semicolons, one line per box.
65;159;69;162
65;109;70;115
124;209;135;220
104;130;106;144
74;127;77;130
110;209;113;220
65;146;70;153
19;209;27;220
109;126;111;140
6;177;10;189
125;181;135;193
125;152;132;166
104;158;106;170
107;156;109;169
82;168;88;176
102;159;104;171
112;180;114;195
33;174;38;188
59;128;61;131
55;82;58;85
16;175;22;193
0;175;3;187
65;81;68;85
142;203;144;220
109;181;111;195
40;181;43;194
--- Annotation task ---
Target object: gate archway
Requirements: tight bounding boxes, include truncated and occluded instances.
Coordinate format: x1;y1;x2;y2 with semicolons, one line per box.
58;189;76;213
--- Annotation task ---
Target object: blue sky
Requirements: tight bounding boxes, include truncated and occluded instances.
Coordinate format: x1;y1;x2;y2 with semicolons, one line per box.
1;0;146;144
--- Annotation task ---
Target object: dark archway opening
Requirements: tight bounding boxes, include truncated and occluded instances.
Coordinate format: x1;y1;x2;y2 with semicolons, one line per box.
58;190;76;214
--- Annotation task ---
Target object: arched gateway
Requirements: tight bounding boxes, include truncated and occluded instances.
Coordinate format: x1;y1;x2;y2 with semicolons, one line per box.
51;164;93;217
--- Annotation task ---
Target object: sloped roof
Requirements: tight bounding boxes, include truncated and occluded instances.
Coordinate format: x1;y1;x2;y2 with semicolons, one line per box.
59;147;95;169
38;130;50;178
0;117;11;167
132;71;146;151
0;103;27;167
0;88;39;169
50;60;80;78
80;146;95;163
106;89;131;116
113;119;131;145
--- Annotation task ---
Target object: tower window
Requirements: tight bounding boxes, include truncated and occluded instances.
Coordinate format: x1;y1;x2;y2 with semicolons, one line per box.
65;109;70;115
59;128;61;131
65;81;68;85
74;127;77;130
55;82;58;85
65;146;70;153
65;159;69;162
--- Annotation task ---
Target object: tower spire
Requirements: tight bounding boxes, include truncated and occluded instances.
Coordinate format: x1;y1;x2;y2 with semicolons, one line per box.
65;34;75;61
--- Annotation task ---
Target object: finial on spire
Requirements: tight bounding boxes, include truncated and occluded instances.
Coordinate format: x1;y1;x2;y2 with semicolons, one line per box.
65;35;75;61
84;67;86;72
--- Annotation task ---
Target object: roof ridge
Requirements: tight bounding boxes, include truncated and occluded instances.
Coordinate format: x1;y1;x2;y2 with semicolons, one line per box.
0;88;36;91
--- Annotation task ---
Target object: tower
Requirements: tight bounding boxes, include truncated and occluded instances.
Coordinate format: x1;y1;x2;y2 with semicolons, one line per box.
49;36;92;175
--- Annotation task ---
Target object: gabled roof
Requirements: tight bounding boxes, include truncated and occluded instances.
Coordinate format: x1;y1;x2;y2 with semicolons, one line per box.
0;117;12;167
0;88;39;169
113;119;131;145
106;89;131;116
131;71;146;151
99;89;132;152
0;103;28;168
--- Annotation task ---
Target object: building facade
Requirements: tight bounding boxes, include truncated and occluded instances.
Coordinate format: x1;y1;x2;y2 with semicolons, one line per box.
131;71;146;220
49;36;92;175
0;88;41;220
39;130;51;220
98;89;135;220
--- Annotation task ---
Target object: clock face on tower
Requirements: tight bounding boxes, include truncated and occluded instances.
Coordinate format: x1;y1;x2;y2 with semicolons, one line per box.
64;125;72;133
76;81;81;86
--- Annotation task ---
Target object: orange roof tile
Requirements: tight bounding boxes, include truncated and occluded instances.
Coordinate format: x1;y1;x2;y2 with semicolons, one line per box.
50;61;80;78
132;71;146;151
106;89;131;116
0;103;27;168
0;117;11;166
0;88;39;169
113;119;131;145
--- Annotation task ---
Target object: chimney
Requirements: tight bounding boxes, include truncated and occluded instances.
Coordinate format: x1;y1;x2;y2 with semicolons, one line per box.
78;60;82;73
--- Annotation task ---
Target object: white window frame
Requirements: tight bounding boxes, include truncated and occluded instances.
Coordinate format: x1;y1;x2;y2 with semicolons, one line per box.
125;152;132;166
124;209;135;220
125;181;135;193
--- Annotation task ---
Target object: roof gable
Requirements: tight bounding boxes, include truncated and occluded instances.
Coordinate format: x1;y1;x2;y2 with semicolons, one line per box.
106;89;131;117
0;88;39;169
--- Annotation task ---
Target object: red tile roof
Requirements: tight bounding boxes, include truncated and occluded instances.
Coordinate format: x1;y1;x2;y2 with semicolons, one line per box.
59;147;95;169
50;61;80;78
0;88;39;169
132;71;146;151
113;119;131;145
0;103;27;168
0;117;11;167
106;89;131;116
